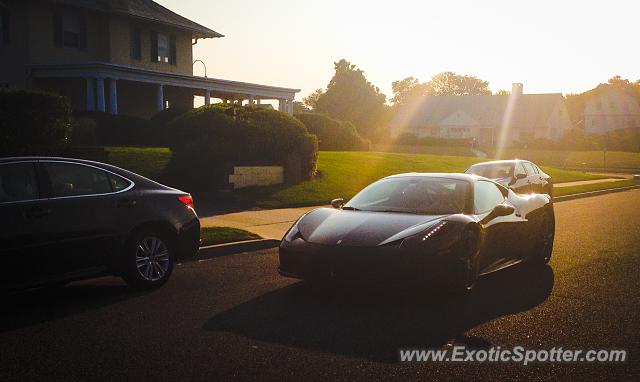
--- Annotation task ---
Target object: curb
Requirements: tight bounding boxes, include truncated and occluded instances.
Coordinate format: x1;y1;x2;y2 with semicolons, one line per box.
197;238;280;260
553;184;640;203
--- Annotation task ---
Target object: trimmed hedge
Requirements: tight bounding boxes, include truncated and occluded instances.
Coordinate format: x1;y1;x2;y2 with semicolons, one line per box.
0;89;72;156
164;104;318;190
294;112;370;151
74;111;155;146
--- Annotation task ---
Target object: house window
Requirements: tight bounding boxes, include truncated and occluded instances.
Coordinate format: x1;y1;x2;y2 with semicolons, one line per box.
53;11;87;50
150;31;176;64
157;33;170;63
0;6;9;44
130;26;141;60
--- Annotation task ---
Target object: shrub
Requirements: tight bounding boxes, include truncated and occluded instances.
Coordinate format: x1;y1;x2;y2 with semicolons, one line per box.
0;89;72;156
164;105;318;190
74;111;155;146
294;112;370;151
71;117;99;146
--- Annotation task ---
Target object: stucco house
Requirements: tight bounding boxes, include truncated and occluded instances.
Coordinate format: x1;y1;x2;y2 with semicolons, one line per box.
0;0;299;118
583;87;640;134
389;83;573;147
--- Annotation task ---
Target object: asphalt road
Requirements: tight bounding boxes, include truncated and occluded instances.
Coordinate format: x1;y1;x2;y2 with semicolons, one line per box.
2;190;640;381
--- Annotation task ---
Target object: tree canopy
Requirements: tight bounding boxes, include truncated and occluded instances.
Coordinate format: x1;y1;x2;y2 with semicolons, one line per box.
391;71;492;107
314;59;390;140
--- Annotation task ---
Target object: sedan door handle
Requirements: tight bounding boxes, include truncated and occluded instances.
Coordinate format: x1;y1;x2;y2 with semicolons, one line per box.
25;207;51;219
117;199;137;207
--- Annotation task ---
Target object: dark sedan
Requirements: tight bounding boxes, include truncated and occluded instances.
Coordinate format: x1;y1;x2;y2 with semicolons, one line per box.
0;157;200;292
465;159;553;196
279;173;554;292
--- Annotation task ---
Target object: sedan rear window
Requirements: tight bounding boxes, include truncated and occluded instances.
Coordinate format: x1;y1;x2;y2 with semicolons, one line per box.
109;173;132;192
44;162;112;197
466;163;514;180
0;163;39;203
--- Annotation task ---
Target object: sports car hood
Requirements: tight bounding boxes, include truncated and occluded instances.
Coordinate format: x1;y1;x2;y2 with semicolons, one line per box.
297;207;447;247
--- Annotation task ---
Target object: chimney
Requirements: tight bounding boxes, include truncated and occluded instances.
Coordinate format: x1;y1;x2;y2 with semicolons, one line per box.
512;83;523;97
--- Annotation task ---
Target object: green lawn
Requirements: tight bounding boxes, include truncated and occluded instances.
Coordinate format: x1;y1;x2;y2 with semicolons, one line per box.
493;148;640;170
554;179;638;197
105;146;171;180
200;227;261;246
238;151;605;207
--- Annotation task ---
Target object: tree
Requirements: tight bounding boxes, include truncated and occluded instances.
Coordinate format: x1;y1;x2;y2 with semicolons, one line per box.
391;76;430;106
292;101;309;114
315;59;389;140
303;88;324;110
494;89;511;95
426;71;491;96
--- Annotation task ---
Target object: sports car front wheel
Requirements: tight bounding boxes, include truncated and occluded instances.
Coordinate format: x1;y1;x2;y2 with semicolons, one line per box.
530;210;555;265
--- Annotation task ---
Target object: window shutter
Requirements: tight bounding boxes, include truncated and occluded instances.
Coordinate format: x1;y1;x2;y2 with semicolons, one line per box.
150;30;158;62
53;11;63;48
78;14;87;51
169;34;176;65
2;8;9;44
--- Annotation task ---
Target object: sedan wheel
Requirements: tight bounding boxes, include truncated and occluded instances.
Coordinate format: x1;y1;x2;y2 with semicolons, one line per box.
123;229;174;289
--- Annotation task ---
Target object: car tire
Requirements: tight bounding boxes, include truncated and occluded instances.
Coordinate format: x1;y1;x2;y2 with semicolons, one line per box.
530;209;555;265
451;229;481;294
122;228;175;290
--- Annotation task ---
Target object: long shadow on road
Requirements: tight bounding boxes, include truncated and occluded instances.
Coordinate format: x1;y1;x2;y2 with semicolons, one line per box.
204;264;554;362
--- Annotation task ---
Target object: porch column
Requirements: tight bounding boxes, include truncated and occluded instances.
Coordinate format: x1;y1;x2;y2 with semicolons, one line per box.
156;84;164;112
248;95;254;106
204;90;211;105
286;99;294;115
256;98;261;106
96;78;106;112
85;78;95;111
109;78;118;115
278;98;285;112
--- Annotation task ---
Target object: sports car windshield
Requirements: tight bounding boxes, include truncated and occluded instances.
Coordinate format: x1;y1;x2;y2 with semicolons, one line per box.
466;163;514;179
344;177;469;214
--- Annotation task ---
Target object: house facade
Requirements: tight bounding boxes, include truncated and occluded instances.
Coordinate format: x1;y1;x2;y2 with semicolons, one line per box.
389;83;573;147
0;0;299;117
583;88;640;134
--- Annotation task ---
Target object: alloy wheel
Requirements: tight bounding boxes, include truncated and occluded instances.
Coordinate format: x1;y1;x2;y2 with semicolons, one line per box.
135;236;170;282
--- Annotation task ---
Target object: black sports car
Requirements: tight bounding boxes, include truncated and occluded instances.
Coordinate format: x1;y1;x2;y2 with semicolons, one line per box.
0;157;200;292
465;159;553;196
279;173;554;292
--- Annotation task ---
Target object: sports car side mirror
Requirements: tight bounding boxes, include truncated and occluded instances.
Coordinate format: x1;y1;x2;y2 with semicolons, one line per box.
481;204;515;224
331;198;345;209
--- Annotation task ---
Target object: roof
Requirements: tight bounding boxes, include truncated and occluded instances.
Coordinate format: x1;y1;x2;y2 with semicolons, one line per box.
48;0;223;38
390;93;564;130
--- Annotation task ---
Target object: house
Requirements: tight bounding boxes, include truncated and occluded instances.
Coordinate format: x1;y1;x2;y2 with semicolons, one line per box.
389;83;573;147
0;0;299;118
583;87;640;134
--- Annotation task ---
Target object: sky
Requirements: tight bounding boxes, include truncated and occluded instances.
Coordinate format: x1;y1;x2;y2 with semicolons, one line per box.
159;0;639;102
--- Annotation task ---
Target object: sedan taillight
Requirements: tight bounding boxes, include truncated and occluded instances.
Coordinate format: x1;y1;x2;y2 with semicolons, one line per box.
178;195;195;210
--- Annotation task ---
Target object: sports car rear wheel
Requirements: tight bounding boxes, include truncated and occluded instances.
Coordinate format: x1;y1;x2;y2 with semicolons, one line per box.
531;210;555;265
451;229;481;293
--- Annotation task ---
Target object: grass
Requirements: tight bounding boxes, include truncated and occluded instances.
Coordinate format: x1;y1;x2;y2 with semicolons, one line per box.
238;151;606;208
200;227;262;246
554;179;639;197
105;146;171;180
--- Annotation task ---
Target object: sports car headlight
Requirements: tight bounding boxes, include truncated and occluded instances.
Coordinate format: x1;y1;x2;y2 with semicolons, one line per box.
284;223;302;242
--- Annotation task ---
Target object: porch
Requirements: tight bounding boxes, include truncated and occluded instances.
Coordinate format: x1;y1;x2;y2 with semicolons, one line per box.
29;63;299;118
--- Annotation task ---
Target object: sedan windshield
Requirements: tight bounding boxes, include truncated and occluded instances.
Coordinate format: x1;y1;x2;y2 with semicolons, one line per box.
466;163;514;180
344;177;469;214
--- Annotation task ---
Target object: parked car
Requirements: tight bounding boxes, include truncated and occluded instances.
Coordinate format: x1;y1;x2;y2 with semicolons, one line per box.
464;160;553;196
0;157;200;292
279;173;554;292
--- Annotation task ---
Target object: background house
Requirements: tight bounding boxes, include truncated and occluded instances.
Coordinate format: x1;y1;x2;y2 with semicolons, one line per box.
0;0;299;118
389;83;573;147
583;88;640;134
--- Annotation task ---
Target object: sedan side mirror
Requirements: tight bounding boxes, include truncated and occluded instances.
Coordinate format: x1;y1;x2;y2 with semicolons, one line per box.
331;198;345;209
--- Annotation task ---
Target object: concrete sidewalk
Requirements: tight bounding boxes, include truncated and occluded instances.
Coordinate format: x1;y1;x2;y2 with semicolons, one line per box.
199;177;632;239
